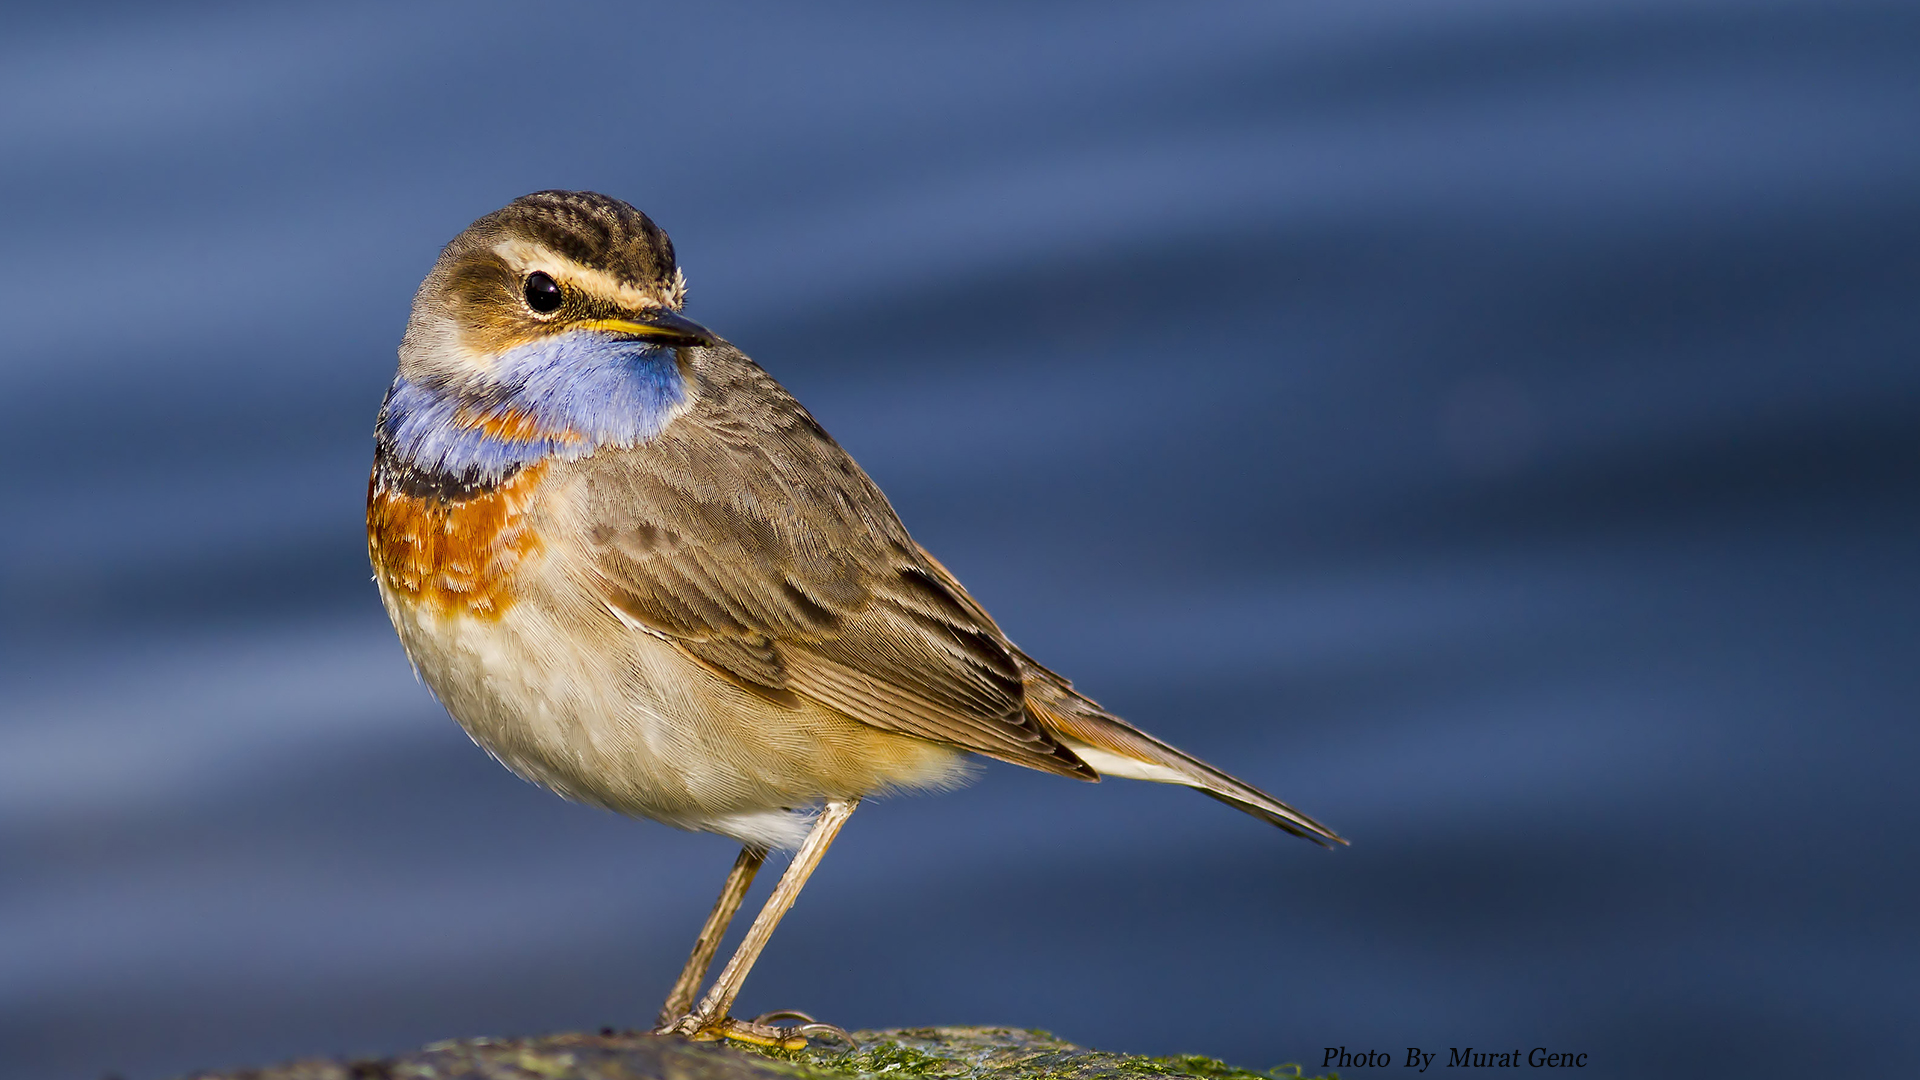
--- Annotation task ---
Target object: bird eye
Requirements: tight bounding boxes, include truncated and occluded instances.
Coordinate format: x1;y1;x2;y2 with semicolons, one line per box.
523;271;563;313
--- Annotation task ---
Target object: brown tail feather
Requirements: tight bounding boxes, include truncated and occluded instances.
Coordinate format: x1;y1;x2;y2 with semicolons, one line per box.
1019;656;1346;847
906;542;1342;846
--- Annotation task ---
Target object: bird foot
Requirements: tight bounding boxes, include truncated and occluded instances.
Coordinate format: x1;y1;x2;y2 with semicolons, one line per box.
659;1010;855;1051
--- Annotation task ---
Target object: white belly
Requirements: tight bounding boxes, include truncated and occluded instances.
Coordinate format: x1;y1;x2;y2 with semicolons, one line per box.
376;572;965;851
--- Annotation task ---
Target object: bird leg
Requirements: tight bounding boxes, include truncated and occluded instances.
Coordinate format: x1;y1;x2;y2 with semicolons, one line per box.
656;844;767;1029
661;798;860;1048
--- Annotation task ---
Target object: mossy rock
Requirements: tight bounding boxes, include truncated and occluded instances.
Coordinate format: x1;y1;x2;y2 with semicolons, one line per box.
175;1026;1332;1080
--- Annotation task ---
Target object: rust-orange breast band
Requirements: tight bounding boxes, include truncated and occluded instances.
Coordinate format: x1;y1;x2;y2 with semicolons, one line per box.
367;460;548;620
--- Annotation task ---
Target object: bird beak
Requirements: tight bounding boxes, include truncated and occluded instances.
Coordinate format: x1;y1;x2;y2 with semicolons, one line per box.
578;310;717;348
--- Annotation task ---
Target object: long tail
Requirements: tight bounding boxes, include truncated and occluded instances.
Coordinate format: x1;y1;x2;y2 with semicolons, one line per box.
1017;652;1346;847
907;543;1343;847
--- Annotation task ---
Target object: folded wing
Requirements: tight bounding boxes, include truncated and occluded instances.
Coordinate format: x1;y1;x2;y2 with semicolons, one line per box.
572;348;1341;844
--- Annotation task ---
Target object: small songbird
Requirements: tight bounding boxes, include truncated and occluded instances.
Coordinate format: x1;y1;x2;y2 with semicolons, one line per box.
368;191;1342;1048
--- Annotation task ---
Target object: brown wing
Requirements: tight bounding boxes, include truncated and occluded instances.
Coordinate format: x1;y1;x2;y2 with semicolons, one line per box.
570;348;1092;780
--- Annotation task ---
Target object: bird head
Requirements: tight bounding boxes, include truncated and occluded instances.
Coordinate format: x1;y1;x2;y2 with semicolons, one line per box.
400;190;715;389
381;192;719;472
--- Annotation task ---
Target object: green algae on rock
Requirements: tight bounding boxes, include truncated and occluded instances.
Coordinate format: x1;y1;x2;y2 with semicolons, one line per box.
766;1027;1331;1080
173;1026;1331;1080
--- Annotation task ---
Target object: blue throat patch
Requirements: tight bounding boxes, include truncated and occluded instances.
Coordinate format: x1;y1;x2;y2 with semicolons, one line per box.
377;331;687;485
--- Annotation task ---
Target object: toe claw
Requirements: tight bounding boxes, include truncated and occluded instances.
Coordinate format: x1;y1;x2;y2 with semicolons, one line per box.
751;1010;819;1026
789;1022;857;1049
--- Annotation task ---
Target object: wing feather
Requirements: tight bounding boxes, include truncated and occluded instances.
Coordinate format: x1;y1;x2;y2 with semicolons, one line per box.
571;354;1092;780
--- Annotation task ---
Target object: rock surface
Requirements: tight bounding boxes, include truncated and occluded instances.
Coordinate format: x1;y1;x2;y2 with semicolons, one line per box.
175;1026;1331;1080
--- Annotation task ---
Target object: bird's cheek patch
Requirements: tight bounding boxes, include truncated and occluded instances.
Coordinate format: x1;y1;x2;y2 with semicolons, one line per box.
443;257;551;357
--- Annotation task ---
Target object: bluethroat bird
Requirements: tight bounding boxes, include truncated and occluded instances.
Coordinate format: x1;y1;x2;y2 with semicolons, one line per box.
368;191;1343;1049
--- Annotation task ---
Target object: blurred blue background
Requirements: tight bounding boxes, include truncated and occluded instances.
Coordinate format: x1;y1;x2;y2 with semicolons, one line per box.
3;2;1917;1078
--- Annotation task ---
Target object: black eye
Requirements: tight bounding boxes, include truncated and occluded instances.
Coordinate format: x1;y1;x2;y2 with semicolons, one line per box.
523;271;563;313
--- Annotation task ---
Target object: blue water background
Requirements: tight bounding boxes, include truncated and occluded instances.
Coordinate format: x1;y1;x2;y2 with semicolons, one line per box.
3;3;1917;1077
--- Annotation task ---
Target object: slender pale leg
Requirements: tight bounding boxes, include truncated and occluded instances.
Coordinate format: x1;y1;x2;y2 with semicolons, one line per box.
656;845;767;1029
664;798;860;1046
